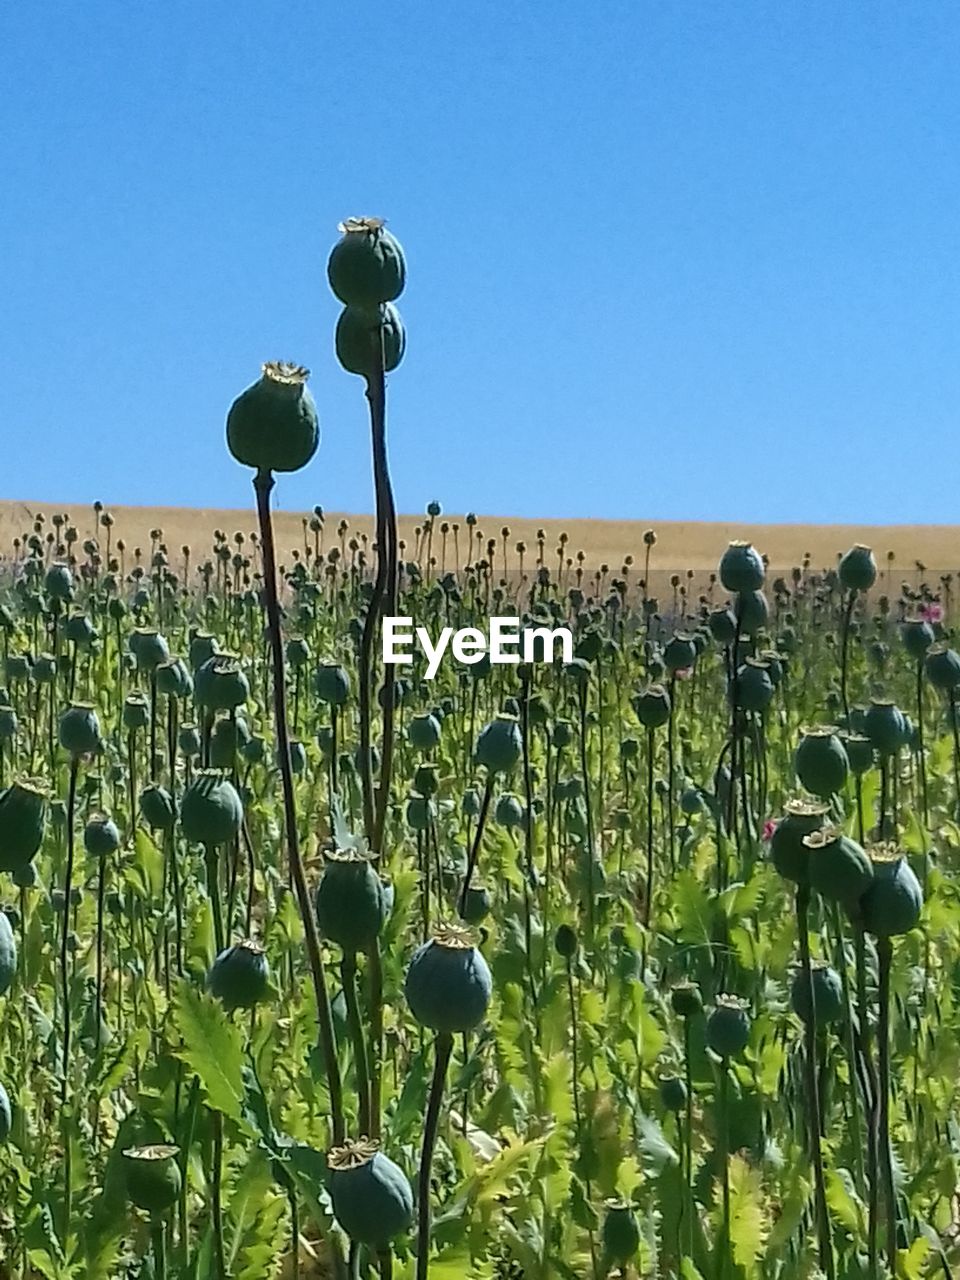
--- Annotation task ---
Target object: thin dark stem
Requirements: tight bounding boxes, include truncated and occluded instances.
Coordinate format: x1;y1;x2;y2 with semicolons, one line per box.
416;1032;454;1280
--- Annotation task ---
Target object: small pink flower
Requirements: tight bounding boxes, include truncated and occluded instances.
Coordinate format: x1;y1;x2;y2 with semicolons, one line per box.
762;819;777;842
675;667;694;681
921;602;944;625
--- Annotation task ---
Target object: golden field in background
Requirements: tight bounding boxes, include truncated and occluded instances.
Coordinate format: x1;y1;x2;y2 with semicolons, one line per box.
1;499;957;578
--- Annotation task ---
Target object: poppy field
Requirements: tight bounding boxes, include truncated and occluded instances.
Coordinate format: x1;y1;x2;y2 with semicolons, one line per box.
1;221;960;1280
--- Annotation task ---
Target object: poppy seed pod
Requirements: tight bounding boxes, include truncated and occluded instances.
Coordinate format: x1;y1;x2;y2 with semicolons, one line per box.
315;849;387;953
5;656;31;684
189;632;219;671
839;544;877;593
227;362;319;474
210;716;250;768
860;845;923;937
601;1199;640;1266
732;659;775;714
285;636;310;669
408;712;441;752
0;1080;10;1142
706;995;751;1058
708;607;737;645
494;792;524;828
180;771;243;847
863;699;906;757
178;724;201;758
123;1144;182;1216
670;980;703;1018
59;703;101;757
195;654;249;711
335;303;406;379
123;694;150;733
314;663;350;707
156;657;192;699
552;720;574;750
475;714;522;774
658;1074;688;1112
901;618;935;661
633;684;671;730
83;812;120;858
0;913;16;996
790;961;845;1028
719;542;764;594
924;642;960;692
805;826;873;905
405;926;492;1033
44;562;73;602
795;726;849;798
64;613;95;648
554;923;578;958
327;1138;414;1247
840;732;874;776
735;590;769;637
462;787;481;818
327;217;406;307
405;792;434;831
0;778;47;873
770;798;830;884
140;784;176;833
207;940;270;1010
129;628;170;672
460;883;491;924
663;632;697;673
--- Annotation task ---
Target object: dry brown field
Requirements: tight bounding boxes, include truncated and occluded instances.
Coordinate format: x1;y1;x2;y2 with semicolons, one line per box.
1;499;957;580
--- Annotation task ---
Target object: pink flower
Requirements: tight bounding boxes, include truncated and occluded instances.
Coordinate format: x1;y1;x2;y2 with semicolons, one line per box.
675;667;694;681
762;819;777;842
920;602;944;625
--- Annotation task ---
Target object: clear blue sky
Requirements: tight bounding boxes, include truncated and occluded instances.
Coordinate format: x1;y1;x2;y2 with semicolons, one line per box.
2;2;958;524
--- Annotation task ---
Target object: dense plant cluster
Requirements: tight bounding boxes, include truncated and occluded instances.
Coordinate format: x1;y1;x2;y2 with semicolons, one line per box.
0;223;957;1279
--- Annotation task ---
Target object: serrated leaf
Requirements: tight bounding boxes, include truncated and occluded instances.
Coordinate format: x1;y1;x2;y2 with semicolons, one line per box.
170;981;244;1122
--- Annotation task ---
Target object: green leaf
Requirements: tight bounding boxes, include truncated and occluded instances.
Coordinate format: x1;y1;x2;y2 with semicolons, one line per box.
170;981;245;1122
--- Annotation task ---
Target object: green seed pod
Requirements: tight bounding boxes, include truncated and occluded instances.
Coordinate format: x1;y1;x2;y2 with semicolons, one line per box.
0;911;16;996
129;628;170;671
59;703;102;757
732;658;774;713
314;663;350;707
405;792;434;832
494;793;524;828
279;739;307;775
719;541;764;594
790;960;845;1028
708;607;737;644
207;939;270;1010
633;683;671;730
44;562;73;602
924;642;960;692
83;812;121;858
554;923;578;958
795;725;849;798
475;714;522;774
839;544;877;592
408;712;441;752
658;1074;688;1112
0;705;18;742
156;657;192;699
901;618;935;662
805;826;873;905
413;763;440;797
860;845;923;937
670;980;703;1018
180;770;243;847
601;1199;640;1266
460;883;491;924
226;361;319;474
0;1081;11;1142
405;925;493;1033
552;720;574;749
663;632;697;673
140;784;176;833
335;303;406;379
769;799;829;884
327;1137;414;1247
285;636;310;669
123;1144;181;1216
189;632;219;671
0;778;47;873
327;217;406;307
178;724;201;758
195;653;249;711
315;849;386;953
4;655;31;684
863;698;906;757
735;590;769;637
64;613;96;648
210;715;250;769
123;693;150;733
840;732;874;776
462;787;481;818
706;994;751;1058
